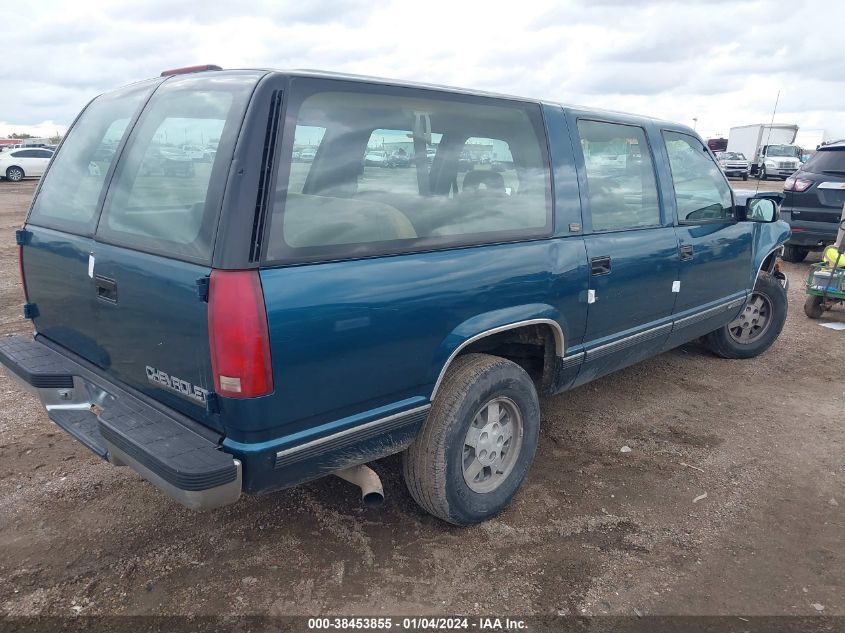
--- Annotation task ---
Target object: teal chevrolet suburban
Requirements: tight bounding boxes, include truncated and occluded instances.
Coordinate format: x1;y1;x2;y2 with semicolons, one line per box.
0;66;789;525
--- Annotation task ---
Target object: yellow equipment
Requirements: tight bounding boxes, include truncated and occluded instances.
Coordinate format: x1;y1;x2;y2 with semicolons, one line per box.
823;246;845;269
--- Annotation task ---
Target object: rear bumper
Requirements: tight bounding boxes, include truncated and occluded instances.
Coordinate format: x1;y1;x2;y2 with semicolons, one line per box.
787;230;836;248
0;335;241;510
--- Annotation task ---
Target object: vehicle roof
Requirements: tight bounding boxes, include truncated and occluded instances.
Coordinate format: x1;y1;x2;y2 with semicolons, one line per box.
165;67;689;133
280;69;684;126
102;67;696;139
819;140;845;150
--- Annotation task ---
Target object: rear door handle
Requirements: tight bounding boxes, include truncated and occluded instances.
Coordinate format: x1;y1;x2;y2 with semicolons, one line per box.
590;256;611;275
95;275;118;303
679;244;694;260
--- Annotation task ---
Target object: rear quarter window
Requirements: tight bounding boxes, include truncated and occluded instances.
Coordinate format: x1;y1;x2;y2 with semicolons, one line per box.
803;148;845;174
265;80;552;264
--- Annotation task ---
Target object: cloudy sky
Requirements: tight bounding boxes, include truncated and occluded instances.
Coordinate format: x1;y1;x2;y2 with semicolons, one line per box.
3;0;844;142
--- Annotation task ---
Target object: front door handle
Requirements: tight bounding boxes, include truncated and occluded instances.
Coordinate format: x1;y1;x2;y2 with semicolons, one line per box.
95;275;118;303
679;244;694;260
591;256;611;275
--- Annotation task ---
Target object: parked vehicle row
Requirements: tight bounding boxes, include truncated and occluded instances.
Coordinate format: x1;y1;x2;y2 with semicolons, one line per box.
0;67;789;526
715;151;750;180
0;147;54;181
727;123;802;179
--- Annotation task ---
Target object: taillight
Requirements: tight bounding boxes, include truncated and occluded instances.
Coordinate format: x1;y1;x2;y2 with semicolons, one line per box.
784;176;813;192
208;269;273;398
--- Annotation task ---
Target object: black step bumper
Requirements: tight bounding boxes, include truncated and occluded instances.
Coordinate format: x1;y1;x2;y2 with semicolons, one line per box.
0;335;241;509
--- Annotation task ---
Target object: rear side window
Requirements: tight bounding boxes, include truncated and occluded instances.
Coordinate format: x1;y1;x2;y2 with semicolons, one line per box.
266;81;552;263
28;81;153;235
97;74;257;263
803;148;845;174
577;120;661;232
664;130;733;223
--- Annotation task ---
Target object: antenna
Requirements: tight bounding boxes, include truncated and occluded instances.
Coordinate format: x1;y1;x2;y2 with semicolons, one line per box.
755;90;780;195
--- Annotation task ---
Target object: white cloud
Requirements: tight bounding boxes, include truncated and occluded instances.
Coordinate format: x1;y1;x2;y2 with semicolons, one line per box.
2;0;844;141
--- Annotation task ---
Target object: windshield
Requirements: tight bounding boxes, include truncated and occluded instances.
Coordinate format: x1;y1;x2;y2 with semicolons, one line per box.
720;152;745;160
767;145;800;158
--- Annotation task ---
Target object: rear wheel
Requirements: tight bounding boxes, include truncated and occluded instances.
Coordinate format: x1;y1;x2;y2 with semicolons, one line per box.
804;295;825;319
5;166;24;182
402;353;540;526
704;273;787;359
742;174;748;181
782;244;809;263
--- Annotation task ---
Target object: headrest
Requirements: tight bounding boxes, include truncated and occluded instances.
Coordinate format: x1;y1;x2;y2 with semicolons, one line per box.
462;170;505;193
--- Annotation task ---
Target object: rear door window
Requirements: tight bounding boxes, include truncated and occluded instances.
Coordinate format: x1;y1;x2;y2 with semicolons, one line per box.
28;81;155;235
96;75;255;263
577;120;661;231
266;81;552;263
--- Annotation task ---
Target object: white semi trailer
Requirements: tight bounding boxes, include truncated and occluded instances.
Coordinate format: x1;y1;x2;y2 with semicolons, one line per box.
726;124;801;180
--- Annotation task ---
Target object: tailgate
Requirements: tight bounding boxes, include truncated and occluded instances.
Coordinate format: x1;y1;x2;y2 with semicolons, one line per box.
22;71;261;429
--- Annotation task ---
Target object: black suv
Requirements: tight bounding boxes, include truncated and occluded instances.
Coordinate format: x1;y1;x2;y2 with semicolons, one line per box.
781;140;845;262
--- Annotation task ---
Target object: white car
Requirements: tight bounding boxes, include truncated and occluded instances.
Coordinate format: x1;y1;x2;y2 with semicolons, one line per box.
0;148;53;181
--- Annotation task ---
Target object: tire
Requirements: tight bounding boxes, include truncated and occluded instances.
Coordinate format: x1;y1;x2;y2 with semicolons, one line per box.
704;272;787;359
5;166;24;182
742;174;748;181
804;295;825;319
402;353;540;526
782;244;809;263
759;166;768;181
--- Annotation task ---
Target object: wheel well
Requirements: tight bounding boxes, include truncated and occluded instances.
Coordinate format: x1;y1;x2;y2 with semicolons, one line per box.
6;165;24;177
759;247;782;279
454;323;558;394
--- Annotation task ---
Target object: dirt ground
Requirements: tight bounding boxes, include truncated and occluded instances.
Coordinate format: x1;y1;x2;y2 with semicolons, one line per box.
0;178;841;618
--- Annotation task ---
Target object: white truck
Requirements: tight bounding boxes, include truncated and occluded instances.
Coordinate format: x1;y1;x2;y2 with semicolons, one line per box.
726;124;801;180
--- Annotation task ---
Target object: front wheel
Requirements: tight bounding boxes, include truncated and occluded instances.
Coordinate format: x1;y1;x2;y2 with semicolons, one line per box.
402;353;540;526
704;273;787;359
742;174;748;181
759;166;768;181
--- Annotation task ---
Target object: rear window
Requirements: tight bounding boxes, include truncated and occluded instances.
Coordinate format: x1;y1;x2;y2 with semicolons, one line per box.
266;80;552;264
97;74;257;263
803;148;845;174
28;80;155;235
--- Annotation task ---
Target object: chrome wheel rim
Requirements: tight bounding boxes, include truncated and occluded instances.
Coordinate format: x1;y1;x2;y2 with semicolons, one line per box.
728;292;772;344
462;397;523;493
8;168;22;181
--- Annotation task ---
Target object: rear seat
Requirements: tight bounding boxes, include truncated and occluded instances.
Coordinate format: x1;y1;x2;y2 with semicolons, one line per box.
274;193;416;252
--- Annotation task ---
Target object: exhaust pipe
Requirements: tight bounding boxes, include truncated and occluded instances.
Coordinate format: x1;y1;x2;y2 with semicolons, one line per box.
334;464;384;508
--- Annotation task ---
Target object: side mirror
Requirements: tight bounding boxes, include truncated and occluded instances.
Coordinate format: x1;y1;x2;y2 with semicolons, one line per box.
744;197;779;223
